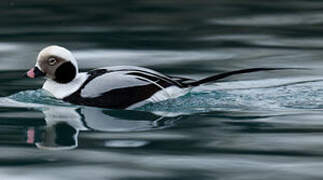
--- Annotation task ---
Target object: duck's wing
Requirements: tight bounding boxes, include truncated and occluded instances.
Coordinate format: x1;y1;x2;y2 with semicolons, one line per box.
63;67;187;109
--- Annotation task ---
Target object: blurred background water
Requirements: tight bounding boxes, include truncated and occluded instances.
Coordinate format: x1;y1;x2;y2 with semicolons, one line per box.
1;0;323;179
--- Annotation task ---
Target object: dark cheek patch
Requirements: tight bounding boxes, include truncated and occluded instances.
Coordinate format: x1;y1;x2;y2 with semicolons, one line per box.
55;62;76;83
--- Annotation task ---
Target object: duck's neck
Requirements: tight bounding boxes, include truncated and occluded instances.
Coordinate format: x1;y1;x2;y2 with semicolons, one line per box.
43;73;88;99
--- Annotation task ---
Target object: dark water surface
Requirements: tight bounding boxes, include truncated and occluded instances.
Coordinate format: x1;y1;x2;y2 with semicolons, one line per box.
1;0;323;179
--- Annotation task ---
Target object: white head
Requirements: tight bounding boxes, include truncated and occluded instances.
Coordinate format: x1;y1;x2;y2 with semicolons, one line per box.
26;45;79;83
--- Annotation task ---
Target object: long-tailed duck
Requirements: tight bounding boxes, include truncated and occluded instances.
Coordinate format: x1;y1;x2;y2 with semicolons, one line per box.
25;45;284;109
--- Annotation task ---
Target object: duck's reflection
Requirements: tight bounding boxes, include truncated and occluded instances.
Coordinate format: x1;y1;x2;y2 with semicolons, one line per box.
24;105;180;150
27;122;79;150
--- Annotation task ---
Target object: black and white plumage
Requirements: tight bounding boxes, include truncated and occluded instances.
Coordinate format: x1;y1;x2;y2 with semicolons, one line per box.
60;66;192;109
26;45;285;109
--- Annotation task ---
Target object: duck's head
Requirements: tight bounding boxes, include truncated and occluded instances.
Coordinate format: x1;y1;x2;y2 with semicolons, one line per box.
26;45;79;83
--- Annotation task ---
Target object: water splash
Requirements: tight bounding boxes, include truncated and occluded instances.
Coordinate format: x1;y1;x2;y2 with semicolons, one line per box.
2;78;323;115
8;89;72;107
137;79;323;114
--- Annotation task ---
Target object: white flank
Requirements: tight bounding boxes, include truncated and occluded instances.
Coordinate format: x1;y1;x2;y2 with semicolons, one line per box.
127;86;191;109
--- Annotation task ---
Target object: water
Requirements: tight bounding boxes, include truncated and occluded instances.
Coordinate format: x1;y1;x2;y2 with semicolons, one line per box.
1;0;323;179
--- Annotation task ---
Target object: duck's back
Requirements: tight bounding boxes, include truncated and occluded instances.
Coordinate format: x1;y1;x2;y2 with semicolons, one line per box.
63;66;190;109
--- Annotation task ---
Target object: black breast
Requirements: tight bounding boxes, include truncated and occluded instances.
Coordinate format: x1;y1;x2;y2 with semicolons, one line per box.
63;68;185;109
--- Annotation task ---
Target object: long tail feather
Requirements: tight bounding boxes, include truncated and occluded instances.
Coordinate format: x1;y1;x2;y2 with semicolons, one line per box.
184;68;306;87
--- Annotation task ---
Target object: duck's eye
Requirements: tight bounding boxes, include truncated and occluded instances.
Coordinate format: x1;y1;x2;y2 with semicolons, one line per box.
48;58;57;66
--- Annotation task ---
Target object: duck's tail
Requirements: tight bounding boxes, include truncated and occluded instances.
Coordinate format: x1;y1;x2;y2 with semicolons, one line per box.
184;68;305;87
